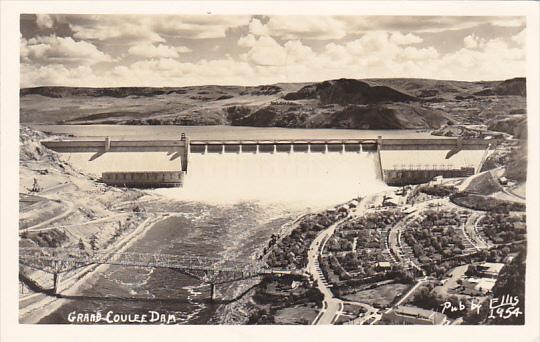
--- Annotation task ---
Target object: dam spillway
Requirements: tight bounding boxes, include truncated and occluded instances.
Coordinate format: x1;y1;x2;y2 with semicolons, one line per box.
187;137;492;153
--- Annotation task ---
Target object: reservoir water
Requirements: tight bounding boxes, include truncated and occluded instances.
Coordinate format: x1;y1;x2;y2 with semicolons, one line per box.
32;124;435;141
31;125;473;324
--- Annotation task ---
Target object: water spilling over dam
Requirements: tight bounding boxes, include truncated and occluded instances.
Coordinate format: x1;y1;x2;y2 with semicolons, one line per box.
154;150;386;207
49;144;387;207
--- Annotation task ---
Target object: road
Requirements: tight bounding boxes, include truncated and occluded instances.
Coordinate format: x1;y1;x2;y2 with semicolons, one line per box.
463;213;489;249
394;276;428;307
22;212;130;233
308;195;375;325
308;217;348;324
20;199;75;232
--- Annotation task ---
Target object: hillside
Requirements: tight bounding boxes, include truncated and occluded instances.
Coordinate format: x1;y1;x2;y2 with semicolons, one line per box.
20;77;526;132
283;78;417;104
473;77;526;97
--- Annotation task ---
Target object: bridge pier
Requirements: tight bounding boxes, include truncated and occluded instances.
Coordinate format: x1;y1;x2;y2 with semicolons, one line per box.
210;283;216;301
53;272;60;294
272;144;276;153
239;144;242;154
180;133;189;172
376;136;384;181
324;144;328;154
341;144;345;154
307;144;311;153
289;144;293;153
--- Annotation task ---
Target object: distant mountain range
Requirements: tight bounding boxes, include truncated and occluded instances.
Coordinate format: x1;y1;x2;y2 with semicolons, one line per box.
20;77;526;132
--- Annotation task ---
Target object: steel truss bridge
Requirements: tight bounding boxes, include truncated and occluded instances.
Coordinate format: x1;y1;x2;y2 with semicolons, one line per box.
20;247;301;300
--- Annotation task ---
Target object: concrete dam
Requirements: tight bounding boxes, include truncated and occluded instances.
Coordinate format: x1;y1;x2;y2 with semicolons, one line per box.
41;135;495;188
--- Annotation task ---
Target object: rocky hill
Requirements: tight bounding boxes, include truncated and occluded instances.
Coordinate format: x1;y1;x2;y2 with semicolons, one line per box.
230;102;450;129
20;77;526;132
283;78;416;104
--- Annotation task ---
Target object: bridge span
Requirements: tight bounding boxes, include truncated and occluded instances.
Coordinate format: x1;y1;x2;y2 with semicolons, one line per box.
19;247;301;300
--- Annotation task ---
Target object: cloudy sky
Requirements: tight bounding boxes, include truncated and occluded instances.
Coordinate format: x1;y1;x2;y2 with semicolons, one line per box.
20;14;526;88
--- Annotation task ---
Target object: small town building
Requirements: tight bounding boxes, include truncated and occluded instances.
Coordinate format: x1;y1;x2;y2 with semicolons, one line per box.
375;261;392;271
462;277;497;295
477;262;505;279
383;194;401;207
101;171;183;188
381;305;448;325
432;175;444;184
383;166;475;186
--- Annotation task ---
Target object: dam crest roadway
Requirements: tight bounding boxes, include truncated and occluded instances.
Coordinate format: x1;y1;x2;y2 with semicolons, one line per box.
41;135;496;173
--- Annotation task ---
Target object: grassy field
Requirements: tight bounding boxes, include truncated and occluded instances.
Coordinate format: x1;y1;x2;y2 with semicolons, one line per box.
273;304;319;324
342;283;411;307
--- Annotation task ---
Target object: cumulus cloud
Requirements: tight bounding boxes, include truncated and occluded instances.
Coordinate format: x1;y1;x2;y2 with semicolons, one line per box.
512;29;526;46
154;16;251;39
247;16;526;40
36;14;54;29
238;34;288;66
63;14;251;42
491;18;526;28
389;32;423;45
340;16;525;33
21;35;113;65
110;58;255;87
19;14;526;87
249;16;348;40
69;15;165;42
127;43;191;59
21;63;101;87
248;18;269;36
463;34;481;49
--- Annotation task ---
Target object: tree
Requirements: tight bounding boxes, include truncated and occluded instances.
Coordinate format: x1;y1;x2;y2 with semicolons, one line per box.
78;238;85;251
396;269;415;284
89;234;99;251
489;249;526;325
411;286;441;310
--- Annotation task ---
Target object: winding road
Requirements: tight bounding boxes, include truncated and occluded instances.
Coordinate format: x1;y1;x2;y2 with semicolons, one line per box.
307;195;376;325
20;199;75;232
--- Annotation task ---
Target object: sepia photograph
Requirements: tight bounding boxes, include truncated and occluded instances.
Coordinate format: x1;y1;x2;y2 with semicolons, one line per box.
1;1;539;341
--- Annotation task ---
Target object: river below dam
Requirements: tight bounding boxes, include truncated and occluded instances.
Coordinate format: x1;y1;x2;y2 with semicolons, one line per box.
30;125;452;324
39;202;297;324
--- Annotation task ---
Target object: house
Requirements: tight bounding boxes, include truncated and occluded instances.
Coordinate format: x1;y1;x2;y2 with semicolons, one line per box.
402;205;417;214
503;254;516;263
375;261;392;271
477;262;505;279
462;277;497;295
432;175;443;184
381;305;448;325
383;194;401;207
513;222;526;233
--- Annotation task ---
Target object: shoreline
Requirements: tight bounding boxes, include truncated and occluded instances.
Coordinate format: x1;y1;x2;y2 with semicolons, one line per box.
212;210;313;324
